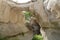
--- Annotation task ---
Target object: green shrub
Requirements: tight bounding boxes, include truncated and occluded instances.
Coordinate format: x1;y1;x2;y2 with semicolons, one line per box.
32;35;43;40
24;11;32;20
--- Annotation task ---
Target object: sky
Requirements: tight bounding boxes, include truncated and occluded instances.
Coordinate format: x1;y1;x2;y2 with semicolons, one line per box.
12;0;31;3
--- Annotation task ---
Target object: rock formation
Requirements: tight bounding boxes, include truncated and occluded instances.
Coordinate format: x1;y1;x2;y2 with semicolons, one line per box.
0;0;33;40
33;0;60;40
1;0;60;40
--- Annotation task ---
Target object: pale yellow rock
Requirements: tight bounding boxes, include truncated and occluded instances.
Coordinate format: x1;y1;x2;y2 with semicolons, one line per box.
0;0;10;23
10;8;18;23
0;0;32;40
17;12;29;32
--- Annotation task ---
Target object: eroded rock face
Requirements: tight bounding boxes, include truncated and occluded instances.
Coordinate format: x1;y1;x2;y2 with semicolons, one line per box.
0;0;10;23
33;0;60;40
0;0;33;40
2;0;60;40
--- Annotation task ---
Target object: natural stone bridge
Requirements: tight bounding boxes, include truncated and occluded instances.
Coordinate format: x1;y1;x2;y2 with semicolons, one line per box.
0;0;60;40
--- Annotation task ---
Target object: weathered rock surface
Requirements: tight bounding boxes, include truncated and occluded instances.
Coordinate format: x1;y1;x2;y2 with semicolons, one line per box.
2;0;60;40
33;0;60;40
0;0;33;40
